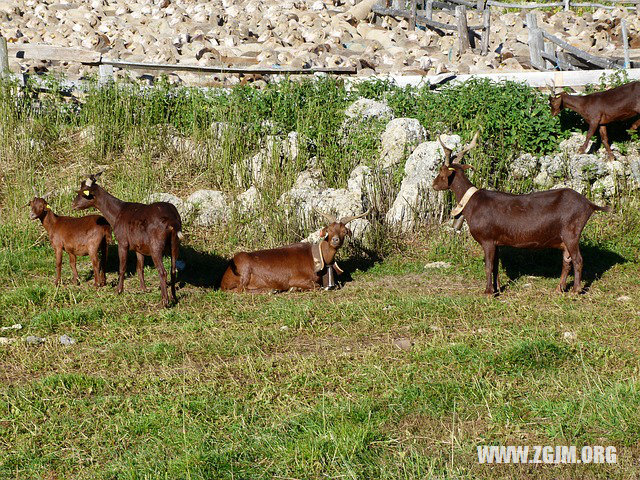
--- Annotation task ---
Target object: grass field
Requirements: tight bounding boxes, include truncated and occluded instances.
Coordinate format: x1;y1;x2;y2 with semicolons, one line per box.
1;76;640;479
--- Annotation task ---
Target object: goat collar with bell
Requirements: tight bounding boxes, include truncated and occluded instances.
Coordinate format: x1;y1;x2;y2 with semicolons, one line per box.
451;186;478;217
311;240;343;275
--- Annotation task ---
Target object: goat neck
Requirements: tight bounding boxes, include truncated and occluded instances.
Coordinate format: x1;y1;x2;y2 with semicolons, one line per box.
92;185;125;225
558;92;586;114
320;239;339;265
449;167;477;205
40;207;57;232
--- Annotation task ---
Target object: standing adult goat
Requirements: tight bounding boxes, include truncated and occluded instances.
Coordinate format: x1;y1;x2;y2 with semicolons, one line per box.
432;134;610;295
72;172;183;307
549;81;640;159
29;190;111;287
220;210;370;293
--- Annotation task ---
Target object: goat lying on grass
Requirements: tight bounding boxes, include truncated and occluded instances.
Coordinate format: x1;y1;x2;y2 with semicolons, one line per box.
433;134;610;295
550;81;640;159
72;172;182;307
220;210;370;293
29;192;111;287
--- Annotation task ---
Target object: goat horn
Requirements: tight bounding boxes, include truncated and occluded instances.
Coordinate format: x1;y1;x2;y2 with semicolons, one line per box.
313;208;337;224
438;135;453;166
42;190;55;200
340;207;372;224
32;185;38;197
454;131;480;163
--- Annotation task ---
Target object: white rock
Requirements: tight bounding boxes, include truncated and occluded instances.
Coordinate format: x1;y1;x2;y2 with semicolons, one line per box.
386;135;460;231
563;331;577;341
187;190;228;226
424;261;451;269
147;193;194;221
379;117;427;169
344;98;394;123
235;186;260;213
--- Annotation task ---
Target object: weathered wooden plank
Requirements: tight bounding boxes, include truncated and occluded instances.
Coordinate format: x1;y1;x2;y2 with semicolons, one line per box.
486;0;563;8
541;30;619;69
7;43;101;64
622;19;630;69
372;4;483;30
0;37;9;79
100;59;357;75
409;0;417;29
526;13;545;71
480;7;491;55
456;6;471;53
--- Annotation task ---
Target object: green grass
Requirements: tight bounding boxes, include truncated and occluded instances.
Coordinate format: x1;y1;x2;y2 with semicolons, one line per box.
1;76;640;479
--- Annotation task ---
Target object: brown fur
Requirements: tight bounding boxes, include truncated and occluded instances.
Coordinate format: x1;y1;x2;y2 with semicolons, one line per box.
29;197;111;286
221;222;351;293
549;82;640;159
72;174;182;307
433;163;610;295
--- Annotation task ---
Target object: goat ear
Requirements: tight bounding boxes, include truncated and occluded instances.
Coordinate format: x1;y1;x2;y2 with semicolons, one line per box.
320;227;328;239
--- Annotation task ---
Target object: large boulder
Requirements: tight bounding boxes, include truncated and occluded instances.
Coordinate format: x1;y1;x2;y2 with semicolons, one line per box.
234;132;300;186
279;166;371;241
344;98;394;123
379;117;427;169
187;190;228;226
386;135;460;231
146;192;194;220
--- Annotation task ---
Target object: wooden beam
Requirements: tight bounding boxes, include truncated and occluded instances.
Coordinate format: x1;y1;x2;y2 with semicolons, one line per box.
100;59;357;75
0;37;9;79
526;13;545;71
7;43;101;64
622;19;630;69
541;30;619;69
456;6;471;53
480;7;491;56
409;0;417;30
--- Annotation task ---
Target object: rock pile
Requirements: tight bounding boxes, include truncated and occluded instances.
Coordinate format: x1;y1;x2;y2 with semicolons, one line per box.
0;0;636;84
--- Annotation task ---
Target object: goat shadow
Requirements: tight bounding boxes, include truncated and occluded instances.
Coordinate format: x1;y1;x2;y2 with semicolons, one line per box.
498;244;626;291
101;245;228;289
338;245;383;286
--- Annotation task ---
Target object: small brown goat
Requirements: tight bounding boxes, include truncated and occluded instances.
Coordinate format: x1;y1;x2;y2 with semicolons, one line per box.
433;134;610;295
220;210;370;293
72;172;182;307
29;193;111;286
549;81;640;159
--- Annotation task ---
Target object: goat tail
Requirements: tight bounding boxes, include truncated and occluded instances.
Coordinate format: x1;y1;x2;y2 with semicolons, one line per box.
591;202;612;213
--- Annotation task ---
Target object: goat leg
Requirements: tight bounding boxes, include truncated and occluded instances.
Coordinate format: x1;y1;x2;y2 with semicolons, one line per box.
151;251;170;307
68;253;79;285
117;244;128;294
579;123;598;154
492;247;500;293
136;252;147;291
599;125;614;160
90;248;101;287
482;243;496;296
569;244;584;294
555;247;572;293
54;248;63;286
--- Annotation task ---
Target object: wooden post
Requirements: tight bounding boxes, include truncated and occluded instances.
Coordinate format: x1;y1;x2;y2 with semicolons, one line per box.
544;41;555;69
622;19;630;69
409;0;417;30
456;6;470;53
480;7;491;55
98;63;114;85
426;0;433;20
0;36;9;80
476;0;486;10
564;0;570;10
526;13;545;71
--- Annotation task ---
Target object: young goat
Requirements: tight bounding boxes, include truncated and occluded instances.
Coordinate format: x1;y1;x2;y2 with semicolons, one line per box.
72;172;182;307
29;192;111;287
220;210;370;293
432;134;610;295
549;81;640;159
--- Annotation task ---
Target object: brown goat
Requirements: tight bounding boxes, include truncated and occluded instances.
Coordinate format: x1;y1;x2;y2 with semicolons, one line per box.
220;210;370;293
549;81;640;159
72;172;182;307
29;195;111;286
432;134;610;295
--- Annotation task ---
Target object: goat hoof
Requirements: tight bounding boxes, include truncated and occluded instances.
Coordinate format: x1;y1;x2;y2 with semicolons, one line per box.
554;286;565;293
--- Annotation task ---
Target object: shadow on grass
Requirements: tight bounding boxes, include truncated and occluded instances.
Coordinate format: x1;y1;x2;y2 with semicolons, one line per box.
338;246;383;286
499;244;626;291
559;111;638;155
101;245;228;289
